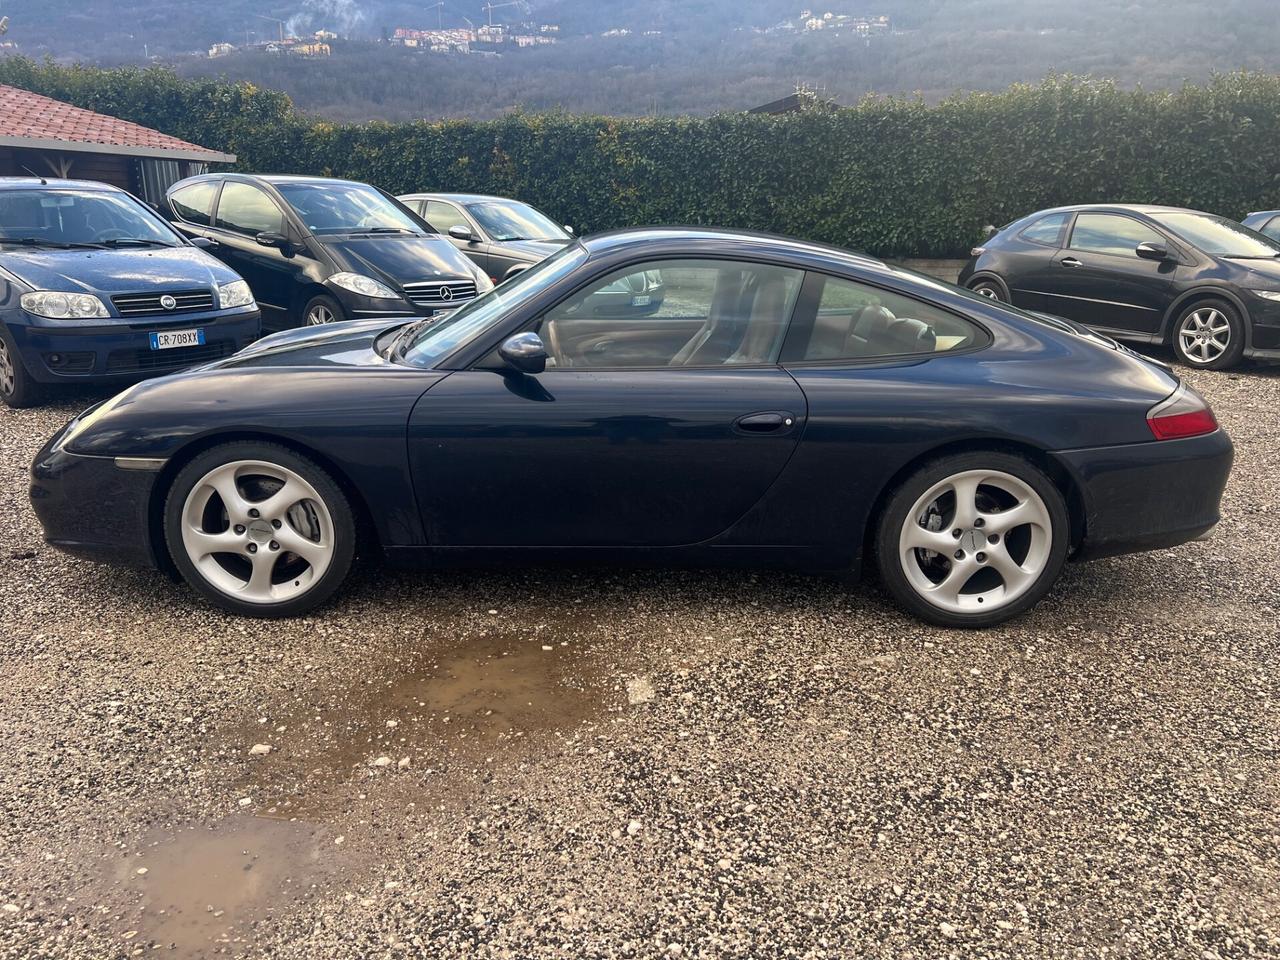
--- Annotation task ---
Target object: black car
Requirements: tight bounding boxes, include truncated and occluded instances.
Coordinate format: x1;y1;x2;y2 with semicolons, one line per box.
959;204;1280;369
164;175;492;331
1241;210;1280;242
32;229;1231;629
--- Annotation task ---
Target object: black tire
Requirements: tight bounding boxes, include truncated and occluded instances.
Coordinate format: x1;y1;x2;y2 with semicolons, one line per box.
0;325;46;409
301;293;345;328
873;451;1070;629
163;441;357;618
968;277;1007;303
1170;298;1246;370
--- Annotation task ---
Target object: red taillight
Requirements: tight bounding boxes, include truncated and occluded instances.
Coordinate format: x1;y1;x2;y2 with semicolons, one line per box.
1147;384;1218;440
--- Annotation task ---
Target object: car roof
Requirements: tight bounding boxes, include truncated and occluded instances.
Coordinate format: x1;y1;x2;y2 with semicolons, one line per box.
1026;203;1211;217
578;226;889;273
177;173;372;188
0;177;124;193
402;192;518;204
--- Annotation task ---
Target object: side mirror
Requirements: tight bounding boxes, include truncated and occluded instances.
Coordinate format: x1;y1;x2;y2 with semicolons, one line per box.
564;225;575;235
448;224;475;242
498;332;548;375
190;236;217;250
1136;241;1171;262
255;231;291;250
981;224;998;239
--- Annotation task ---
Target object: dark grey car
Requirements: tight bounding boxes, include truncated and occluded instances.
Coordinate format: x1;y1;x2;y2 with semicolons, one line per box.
397;193;575;283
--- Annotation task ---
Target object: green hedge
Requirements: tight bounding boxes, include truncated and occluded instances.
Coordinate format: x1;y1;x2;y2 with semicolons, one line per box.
2;58;1279;258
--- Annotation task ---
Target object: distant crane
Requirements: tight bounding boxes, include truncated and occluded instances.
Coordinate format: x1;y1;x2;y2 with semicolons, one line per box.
481;0;528;27
425;1;445;29
254;14;287;43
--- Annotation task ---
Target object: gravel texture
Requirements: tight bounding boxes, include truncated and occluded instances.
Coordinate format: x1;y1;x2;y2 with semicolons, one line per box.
0;365;1277;959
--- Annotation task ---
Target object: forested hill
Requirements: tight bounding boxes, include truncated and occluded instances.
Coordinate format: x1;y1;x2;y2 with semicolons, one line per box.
2;0;1278;119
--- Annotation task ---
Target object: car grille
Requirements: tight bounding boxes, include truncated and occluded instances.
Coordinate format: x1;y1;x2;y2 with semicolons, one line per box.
111;289;216;317
104;341;235;374
401;279;478;308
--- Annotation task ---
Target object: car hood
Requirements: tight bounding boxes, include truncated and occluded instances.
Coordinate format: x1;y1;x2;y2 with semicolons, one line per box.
494;238;572;261
0;245;239;293
319;234;479;286
215;318;404;369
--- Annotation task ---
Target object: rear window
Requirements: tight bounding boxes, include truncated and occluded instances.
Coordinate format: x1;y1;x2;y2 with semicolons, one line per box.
1018;212;1070;247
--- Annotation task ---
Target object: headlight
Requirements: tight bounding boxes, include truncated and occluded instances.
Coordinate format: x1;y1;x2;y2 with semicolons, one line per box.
1250;289;1280;302
21;291;108;320
218;279;256;310
328;272;400;299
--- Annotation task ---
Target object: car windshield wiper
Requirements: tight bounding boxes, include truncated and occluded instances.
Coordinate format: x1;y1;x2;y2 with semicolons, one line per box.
362;227;413;234
391;317;438;362
98;238;175;248
0;236;103;250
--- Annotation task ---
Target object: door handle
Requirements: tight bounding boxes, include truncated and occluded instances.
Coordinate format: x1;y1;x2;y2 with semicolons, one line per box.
1060;257;1083;268
735;411;796;434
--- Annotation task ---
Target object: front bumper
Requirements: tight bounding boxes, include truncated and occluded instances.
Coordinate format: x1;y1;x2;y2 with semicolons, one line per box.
30;431;161;567
1052;429;1234;561
6;308;260;384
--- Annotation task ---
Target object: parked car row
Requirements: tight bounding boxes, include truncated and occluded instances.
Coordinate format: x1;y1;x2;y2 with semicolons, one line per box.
2;174;1247;628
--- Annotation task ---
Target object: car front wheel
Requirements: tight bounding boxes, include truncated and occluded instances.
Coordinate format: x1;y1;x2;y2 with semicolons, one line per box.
303;294;345;327
164;442;356;617
875;452;1069;628
1172;299;1245;370
0;326;46;409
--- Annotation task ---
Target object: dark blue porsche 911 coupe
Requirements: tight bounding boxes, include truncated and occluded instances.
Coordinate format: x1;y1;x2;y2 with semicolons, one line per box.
30;228;1233;628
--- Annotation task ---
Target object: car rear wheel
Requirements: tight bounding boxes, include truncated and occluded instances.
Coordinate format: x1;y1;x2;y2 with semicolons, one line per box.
164;442;356;617
303;294;345;327
0;326;45;409
1172;299;1245;370
969;278;1006;302
875;452;1069;628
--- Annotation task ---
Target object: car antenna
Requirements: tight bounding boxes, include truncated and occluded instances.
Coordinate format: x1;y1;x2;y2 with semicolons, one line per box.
20;166;47;185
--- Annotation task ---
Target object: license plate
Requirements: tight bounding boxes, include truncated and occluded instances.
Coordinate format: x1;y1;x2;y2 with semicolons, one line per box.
631;294;652;307
149;328;205;350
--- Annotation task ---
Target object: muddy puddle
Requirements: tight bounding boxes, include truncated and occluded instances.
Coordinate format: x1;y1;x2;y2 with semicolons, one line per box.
96;816;345;957
239;627;623;818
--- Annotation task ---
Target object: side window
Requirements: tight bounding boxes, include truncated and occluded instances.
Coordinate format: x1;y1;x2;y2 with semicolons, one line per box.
424;201;469;234
798;276;983;361
169;181;218;227
1261;217;1280;242
1069;214;1163;257
535;259;803;369
1019;212;1070;247
215;182;284;237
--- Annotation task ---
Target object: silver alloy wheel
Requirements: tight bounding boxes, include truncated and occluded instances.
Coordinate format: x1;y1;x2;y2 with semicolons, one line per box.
0;338;14;397
898;469;1052;615
307;304;337;325
974;284;1001;300
180;460;335;605
1178;307;1231;364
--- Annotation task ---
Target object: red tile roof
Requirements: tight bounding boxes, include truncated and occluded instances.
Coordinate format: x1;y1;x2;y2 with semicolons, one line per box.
0;84;235;163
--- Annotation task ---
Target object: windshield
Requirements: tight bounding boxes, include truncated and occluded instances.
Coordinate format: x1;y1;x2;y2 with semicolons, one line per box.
467;200;569;242
401;243;588;367
0;189;180;247
1151;212;1280;259
276;182;428;236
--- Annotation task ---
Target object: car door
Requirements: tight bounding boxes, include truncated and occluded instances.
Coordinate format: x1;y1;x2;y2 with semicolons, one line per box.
422;200;490;276
997;211;1074;315
208;181;301;330
407;258;808;546
1037;213;1180;335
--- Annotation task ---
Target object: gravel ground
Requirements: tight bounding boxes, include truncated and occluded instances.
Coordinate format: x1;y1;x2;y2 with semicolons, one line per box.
0;364;1277;959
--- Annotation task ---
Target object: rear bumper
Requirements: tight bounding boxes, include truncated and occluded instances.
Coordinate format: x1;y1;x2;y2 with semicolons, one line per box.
6;309;260;384
29;434;159;567
1052;429;1234;561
